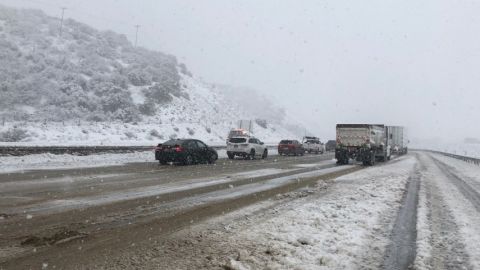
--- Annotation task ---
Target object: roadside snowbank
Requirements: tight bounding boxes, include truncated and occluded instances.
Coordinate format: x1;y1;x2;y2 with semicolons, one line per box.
0;149;280;173
216;156;416;269
0;151;153;173
433;153;480;181
412;141;480;159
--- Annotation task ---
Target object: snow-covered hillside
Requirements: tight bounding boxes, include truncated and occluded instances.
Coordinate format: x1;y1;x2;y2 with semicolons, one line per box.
0;5;300;145
1;74;299;145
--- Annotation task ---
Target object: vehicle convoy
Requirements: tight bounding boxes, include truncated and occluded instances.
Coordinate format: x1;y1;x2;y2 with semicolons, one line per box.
155;139;218;165
302;136;325;154
227;136;268;159
335;124;393;166
278;140;304;156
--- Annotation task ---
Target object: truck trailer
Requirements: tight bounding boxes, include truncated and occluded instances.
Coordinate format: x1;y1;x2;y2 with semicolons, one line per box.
387;126;408;155
335;124;391;166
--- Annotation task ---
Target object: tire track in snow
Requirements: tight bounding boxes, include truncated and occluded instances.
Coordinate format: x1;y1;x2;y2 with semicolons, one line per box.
382;163;420;270
431;157;480;213
421;154;472;270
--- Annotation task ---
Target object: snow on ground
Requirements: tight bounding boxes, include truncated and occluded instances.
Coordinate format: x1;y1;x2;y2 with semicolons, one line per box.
0;149;279;173
214;155;416;269
10;168;299;215
433;153;480;180
0;75;300;147
416;153;480;269
0;151;153;173
411;140;480;159
414;170;433;270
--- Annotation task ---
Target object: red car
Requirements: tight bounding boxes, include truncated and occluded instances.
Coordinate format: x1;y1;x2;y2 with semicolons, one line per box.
278;140;305;156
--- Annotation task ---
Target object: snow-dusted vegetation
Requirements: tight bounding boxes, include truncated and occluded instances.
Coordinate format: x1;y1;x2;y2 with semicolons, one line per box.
0;5;299;145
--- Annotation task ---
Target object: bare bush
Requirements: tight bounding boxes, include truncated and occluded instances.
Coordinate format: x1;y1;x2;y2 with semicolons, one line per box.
0;128;30;142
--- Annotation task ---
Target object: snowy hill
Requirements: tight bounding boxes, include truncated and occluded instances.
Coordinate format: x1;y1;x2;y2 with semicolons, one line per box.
0;5;300;145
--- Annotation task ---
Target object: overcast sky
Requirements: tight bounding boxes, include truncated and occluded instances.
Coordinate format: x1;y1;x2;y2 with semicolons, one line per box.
1;0;480;142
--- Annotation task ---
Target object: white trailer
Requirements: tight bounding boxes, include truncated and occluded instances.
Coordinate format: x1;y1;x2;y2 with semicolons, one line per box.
386;126;408;155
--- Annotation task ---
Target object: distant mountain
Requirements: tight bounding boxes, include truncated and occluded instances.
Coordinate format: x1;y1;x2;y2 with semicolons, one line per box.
0;5;302;145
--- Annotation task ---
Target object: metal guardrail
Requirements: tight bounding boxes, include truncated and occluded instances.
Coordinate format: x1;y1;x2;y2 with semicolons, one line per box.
0;145;278;157
414;149;480;166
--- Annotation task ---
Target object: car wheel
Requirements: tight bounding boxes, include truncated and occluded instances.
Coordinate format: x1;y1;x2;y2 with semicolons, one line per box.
159;160;167;165
227;153;235;160
208;153;218;164
262;149;268;159
184;155;193;165
250;149;256;160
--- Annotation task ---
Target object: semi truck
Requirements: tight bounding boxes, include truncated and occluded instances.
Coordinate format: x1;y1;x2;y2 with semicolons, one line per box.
335;124;392;166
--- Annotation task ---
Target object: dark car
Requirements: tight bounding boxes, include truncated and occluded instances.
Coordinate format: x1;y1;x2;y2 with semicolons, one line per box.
278;140;304;156
155;139;218;165
325;140;337;152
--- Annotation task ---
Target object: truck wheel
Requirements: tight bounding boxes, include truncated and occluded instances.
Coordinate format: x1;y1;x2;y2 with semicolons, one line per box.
227;153;235;160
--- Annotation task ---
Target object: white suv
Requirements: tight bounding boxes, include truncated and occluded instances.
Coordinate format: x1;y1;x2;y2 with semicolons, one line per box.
227;137;268;160
302;136;325;154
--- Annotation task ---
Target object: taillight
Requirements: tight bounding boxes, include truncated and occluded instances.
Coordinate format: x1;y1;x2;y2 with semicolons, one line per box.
175;146;183;152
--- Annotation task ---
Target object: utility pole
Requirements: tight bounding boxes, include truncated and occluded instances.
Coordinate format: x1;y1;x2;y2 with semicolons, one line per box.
59;7;67;37
134;25;141;47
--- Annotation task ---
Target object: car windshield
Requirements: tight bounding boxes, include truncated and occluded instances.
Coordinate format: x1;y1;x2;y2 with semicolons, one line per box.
229;138;247;143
